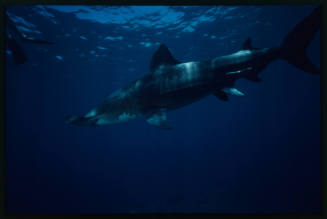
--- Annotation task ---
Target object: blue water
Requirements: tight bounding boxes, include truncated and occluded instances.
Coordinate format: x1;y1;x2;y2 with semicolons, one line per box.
5;5;321;214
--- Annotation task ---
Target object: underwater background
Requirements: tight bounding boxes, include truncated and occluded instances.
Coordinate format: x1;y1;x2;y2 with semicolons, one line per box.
5;5;320;213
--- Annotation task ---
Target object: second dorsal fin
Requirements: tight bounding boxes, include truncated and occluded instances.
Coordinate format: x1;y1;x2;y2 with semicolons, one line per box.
149;44;180;72
242;37;254;50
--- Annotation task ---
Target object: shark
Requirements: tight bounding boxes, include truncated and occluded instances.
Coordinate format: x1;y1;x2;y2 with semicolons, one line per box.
66;7;321;130
5;13;55;65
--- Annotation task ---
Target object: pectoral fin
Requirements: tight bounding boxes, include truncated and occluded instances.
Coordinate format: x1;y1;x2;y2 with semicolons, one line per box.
222;88;245;96
146;110;172;130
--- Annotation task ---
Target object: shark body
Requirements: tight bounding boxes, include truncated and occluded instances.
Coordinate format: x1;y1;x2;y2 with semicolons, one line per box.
67;7;321;129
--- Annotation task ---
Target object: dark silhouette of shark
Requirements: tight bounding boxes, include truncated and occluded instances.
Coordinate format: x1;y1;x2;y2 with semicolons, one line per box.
66;7;321;129
5;13;55;65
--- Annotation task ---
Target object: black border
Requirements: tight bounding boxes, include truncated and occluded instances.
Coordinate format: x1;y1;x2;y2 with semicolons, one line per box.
0;0;325;218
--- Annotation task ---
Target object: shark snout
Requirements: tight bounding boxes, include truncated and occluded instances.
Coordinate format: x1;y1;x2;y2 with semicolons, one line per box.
66;115;99;126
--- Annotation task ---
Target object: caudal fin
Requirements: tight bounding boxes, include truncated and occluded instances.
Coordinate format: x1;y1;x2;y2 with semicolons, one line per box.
280;6;321;74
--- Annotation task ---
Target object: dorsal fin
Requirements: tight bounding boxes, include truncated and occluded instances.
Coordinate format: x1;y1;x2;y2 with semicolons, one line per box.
150;44;179;72
242;37;253;50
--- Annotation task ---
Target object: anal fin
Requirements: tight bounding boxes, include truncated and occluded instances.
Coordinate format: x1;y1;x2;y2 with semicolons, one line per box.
222;88;245;96
245;74;262;82
213;87;245;101
213;90;228;101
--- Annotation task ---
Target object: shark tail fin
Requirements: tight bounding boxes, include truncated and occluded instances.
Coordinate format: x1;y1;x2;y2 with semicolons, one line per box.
66;115;98;126
280;6;321;74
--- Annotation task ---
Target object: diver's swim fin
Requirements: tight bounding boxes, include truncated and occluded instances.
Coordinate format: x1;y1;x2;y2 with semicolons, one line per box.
22;37;55;45
7;38;27;65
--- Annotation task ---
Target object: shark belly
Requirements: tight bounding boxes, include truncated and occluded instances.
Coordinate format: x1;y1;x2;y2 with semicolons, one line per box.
155;80;217;111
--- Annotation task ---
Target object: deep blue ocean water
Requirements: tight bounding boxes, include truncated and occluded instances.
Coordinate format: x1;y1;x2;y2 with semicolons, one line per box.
5;5;320;214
